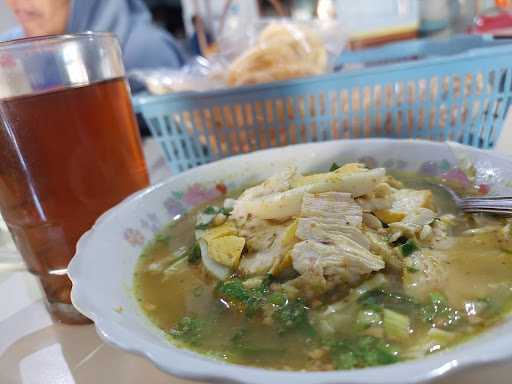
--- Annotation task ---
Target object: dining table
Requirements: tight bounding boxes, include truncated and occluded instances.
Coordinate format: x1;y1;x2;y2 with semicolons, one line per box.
1;118;512;384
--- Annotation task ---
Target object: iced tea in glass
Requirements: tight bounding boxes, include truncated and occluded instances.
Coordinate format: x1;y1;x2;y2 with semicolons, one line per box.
0;33;149;323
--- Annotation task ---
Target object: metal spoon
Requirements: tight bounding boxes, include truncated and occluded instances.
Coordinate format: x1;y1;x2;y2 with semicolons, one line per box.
436;183;512;216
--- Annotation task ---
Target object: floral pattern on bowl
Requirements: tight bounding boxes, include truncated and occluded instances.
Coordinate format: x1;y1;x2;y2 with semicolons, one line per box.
69;139;512;384
122;152;492;249
122;182;229;248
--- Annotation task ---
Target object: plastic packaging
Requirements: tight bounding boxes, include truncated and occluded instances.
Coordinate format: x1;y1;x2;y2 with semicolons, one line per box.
129;56;225;94
221;19;346;86
132;18;347;95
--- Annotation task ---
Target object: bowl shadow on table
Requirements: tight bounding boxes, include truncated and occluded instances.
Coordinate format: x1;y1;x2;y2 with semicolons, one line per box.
0;299;205;384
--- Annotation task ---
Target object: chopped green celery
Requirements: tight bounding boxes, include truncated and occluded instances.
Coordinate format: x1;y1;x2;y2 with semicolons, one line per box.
187;242;202;264
154;233;171;244
400;239;419;257
220;207;233;216
383;309;411;341
329;336;400;369
273;298;314;335
310;301;359;336
268;291;287;306
404;328;456;358
216;277;313;334
202;206;219;215
356;309;382;330
215;276;271;317
202;205;232;216
349;273;390;300
170;316;204;345
312;275;389;336
358;288;419;314
421;292;464;329
195;207;220;229
216;279;252;302
329;162;340;172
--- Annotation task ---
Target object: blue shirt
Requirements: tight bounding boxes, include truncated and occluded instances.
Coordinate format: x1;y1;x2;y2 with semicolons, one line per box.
0;0;186;72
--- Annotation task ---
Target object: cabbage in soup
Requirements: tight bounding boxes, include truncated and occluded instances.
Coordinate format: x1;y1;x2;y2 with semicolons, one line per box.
134;163;512;370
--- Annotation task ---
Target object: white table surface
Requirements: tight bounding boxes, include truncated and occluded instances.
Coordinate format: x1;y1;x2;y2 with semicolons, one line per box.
1;132;511;384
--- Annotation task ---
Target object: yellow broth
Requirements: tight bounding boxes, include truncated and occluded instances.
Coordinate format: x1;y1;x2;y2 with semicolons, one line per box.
133;175;512;370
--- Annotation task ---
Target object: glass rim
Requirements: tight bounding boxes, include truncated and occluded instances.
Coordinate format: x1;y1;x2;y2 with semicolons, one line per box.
0;31;116;50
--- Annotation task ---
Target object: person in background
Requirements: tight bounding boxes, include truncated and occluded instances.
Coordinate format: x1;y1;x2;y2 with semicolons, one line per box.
1;0;186;71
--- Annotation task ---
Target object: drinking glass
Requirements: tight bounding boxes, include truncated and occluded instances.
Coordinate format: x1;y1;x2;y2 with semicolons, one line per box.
0;33;150;323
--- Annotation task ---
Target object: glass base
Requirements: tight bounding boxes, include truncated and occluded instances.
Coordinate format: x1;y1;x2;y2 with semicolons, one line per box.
46;300;92;324
35;271;92;324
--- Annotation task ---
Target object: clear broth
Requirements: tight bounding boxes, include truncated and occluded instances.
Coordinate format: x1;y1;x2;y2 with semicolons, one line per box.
134;174;512;370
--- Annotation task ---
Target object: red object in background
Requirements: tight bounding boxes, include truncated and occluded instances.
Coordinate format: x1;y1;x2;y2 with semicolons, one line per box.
470;9;512;35
496;0;511;9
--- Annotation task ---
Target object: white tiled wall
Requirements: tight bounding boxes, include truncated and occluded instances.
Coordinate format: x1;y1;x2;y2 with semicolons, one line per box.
0;0;17;34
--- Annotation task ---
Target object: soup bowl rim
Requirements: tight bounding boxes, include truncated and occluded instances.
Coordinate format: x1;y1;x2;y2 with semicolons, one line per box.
69;138;512;384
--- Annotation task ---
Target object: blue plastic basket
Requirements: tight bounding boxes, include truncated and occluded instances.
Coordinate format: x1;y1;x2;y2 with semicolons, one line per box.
133;34;512;174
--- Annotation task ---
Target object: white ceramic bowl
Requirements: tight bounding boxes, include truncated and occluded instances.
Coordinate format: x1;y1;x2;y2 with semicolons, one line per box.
69;139;512;384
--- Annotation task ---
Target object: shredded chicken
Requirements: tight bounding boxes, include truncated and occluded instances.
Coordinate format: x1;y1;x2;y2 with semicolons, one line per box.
301;192;362;226
296;218;370;249
238;218;292;276
290;192;384;291
291;239;384;285
232;166;386;221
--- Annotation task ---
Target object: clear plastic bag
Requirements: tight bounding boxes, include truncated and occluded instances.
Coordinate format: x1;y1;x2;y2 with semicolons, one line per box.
219;18;347;86
129;56;225;94
132;18;347;94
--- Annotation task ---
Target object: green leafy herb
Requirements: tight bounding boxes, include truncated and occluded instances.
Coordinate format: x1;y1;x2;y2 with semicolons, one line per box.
329;162;340;172
187;242;202;264
383;309;411;341
358;288;419;314
195;206;220;230
216;279;251;302
356;308;382;330
170;316;204;345
215;278;270;317
203;206;219;215
406;266;419;273
216;276;313;334
155;233;171;244
268;291;287;306
356;308;382;329
391;236;409;246
272;298;312;334
328;336;400;369
220;207;233;216
400;239;419;257
195;206;232;230
420;292;464;329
